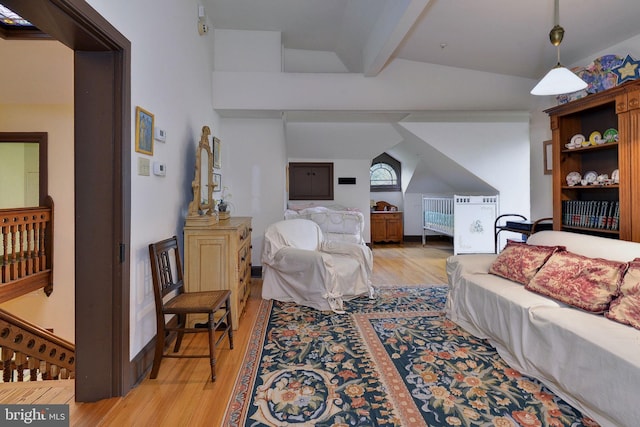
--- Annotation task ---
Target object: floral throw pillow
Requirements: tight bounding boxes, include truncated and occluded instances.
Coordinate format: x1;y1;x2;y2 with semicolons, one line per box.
606;259;640;330
526;251;627;313
489;241;563;285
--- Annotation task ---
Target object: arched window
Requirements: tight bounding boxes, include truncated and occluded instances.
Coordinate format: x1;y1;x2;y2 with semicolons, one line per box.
370;153;401;192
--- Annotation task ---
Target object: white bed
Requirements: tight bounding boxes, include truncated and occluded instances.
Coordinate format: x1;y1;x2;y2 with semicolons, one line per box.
422;194;499;255
284;206;366;245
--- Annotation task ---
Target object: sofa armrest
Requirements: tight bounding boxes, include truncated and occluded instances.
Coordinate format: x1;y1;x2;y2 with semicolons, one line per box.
446;254;498;283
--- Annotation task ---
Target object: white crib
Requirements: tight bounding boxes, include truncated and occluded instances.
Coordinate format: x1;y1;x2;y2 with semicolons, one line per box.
423;194;499;255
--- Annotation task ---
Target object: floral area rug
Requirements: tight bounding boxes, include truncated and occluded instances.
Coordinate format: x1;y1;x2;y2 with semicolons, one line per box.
223;286;598;426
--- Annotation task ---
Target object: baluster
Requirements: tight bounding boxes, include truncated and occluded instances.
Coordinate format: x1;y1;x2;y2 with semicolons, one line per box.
1;224;8;284
28;357;39;381
9;223;18;281
14;352;27;382
2;347;14;382
18;222;26;279
25;221;34;276
38;219;47;272
39;360;48;380
49;364;59;380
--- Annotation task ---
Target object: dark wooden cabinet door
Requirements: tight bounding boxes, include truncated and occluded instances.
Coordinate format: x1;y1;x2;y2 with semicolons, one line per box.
289;162;334;200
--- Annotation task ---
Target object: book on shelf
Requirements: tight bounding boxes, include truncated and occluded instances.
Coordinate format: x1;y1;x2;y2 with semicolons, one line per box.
562;200;619;230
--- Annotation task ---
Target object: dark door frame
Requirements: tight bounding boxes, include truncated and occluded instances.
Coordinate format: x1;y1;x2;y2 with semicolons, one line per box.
3;0;132;400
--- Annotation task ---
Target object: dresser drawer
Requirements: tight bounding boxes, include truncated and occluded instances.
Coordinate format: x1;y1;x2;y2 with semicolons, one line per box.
237;224;251;243
238;241;251;270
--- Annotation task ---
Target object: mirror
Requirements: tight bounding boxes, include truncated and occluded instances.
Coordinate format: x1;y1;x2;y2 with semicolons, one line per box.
187;126;215;218
0;132;48;209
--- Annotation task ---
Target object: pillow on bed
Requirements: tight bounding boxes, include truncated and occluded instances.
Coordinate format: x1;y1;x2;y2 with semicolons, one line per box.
606;259;640;329
526;251;627;313
489;240;563;285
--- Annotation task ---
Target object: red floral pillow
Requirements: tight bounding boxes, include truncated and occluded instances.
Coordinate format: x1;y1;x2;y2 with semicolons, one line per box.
606;259;640;330
489;241;563;285
526;251;627;313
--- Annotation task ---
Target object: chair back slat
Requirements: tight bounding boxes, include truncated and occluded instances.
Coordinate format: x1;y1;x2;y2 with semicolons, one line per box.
149;236;184;303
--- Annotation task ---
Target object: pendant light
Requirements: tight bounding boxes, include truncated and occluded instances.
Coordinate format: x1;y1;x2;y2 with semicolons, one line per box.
531;0;587;96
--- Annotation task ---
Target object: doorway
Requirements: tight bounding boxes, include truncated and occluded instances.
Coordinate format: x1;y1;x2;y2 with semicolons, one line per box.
2;0;132;400
0;132;47;208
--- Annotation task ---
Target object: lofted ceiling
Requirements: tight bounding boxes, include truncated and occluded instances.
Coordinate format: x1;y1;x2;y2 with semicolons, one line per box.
206;0;640;80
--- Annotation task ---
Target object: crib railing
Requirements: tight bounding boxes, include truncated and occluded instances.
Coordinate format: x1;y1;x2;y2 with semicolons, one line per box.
0;197;54;303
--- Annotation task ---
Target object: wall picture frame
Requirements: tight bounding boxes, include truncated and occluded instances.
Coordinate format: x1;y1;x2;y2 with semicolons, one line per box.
213;173;221;192
543;140;552;175
213;136;221;169
135;106;154;155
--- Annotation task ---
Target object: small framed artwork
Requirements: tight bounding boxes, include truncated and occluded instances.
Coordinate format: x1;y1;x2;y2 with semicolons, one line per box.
213;173;222;192
135;106;154;155
213;136;221;169
543;140;552;175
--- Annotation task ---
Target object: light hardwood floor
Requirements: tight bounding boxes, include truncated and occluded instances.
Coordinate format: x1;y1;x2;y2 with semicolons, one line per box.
0;240;453;426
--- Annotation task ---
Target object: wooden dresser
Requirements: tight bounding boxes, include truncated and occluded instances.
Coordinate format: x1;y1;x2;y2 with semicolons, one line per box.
183;216;252;329
371;211;403;243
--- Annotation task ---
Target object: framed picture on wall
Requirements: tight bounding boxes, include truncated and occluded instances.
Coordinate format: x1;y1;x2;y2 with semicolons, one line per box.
135;106;154;155
543;140;552;175
213;173;221;192
213;136;221;169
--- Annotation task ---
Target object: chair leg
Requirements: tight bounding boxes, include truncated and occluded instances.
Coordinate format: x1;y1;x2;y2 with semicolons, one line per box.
226;296;234;350
208;312;216;382
150;328;166;379
173;314;186;352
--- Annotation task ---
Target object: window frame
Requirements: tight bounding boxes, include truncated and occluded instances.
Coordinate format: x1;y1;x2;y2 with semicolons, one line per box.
370;153;401;192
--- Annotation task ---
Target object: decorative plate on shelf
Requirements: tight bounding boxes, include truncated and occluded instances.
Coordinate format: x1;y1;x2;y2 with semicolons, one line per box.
612;169;619;183
569;133;585;148
603;128;618;143
576;54;624;94
588;131;602;145
584;170;598;184
566;171;581;186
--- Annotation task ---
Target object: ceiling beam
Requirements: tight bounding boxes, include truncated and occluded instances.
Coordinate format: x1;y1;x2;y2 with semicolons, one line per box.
363;0;432;77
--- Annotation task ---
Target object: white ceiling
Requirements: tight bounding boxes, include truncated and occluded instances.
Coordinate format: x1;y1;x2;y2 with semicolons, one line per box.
207;0;640;80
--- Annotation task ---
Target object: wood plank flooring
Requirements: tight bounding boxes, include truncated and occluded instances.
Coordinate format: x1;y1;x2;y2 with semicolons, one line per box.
0;241;452;426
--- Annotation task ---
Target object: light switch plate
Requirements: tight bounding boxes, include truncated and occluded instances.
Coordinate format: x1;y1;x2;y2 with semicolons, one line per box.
138;157;150;176
154;127;166;142
153;161;166;176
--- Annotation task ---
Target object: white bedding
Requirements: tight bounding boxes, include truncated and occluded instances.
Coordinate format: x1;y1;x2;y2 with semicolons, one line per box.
284;206;365;244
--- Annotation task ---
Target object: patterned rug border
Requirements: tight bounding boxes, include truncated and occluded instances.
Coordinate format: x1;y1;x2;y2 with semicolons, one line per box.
223;298;273;427
222;285;446;426
352;310;443;427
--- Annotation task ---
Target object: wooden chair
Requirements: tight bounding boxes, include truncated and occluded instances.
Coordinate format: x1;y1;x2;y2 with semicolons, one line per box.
148;236;233;381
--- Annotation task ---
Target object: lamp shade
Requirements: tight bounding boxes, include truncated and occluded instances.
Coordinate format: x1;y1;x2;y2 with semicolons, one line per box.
531;65;588;95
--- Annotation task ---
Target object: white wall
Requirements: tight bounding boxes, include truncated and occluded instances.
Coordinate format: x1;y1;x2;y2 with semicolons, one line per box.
400;121;530;247
87;0;221;358
284;49;349;73
218;118;287;263
213;29;282;72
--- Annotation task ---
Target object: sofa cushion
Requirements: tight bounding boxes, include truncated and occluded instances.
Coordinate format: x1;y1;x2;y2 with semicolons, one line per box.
526;251;627;313
607;259;640;330
489;240;562;284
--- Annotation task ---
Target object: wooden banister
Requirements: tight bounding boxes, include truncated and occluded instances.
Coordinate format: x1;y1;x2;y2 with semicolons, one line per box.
0;197;54;303
0;307;74;381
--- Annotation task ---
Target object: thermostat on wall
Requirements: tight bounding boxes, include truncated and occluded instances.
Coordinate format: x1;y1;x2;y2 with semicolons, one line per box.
153;161;166;176
154;127;167;142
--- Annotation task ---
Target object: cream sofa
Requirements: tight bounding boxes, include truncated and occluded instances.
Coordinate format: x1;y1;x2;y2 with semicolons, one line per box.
446;230;640;427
